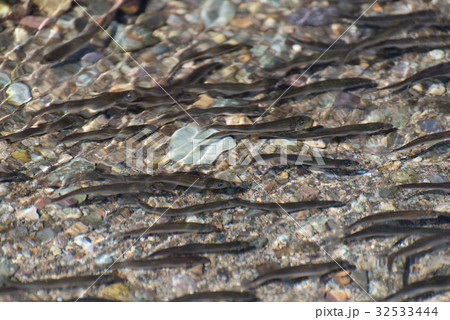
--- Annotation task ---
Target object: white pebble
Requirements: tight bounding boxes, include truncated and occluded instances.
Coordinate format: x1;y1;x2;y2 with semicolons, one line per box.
429;49;444;60
16;206;39;221
6;82;32;106
427;81;446;96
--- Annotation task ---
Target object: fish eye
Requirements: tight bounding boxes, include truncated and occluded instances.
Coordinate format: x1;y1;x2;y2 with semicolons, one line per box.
123;91;137;102
217;182;224;188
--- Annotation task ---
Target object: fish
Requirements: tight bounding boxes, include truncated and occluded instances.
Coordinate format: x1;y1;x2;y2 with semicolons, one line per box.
387;232;450;271
208;115;313;135
168;43;247;79
26;90;139;127
262;78;376;102
136;198;343;216
349;10;439;28
287;36;350;52
113;256;210;270
347;210;450;231
379;62;450;91
114;91;198;110
393;130;450;152
365;35;450;54
171;291;257;302
185;79;278;97
253;154;360;170
156;106;266;124
396;182;450;193
170;62;224;87
59;124;158;144
344;225;448;241
50;182;159;203
99;172;235;190
382;275;450;302
137;199;239;217
120;222;219;238
242;261;354;289
0;274;118;294
263;122;394;140
0;172;29;183
42;0;125;63
149;238;266;258
1;114;86;142
234;199;345;212
264;50;347;73
42;25;102;64
343;21;431;62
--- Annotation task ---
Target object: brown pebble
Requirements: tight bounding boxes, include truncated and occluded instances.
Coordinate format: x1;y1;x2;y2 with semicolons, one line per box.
274;246;291;258
334;270;352;286
231;17;253;28
19;16;47;29
326;290;348;302
34;197;51;209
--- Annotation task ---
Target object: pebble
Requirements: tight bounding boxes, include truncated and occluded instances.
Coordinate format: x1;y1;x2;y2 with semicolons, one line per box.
19;16;48;29
0;257;18;277
350;270;369;292
259;54;283;69
0;184;9;197
172;274;196;297
334;270;352;286
74;235;94;253
16;206;39;221
65;221;89;236
99;283;131;301
34;0;72;17
46;204;82;220
168;125;236;164
389;168;418;184
287;7;340;26
231;17;253;28
6;83;32;106
429;49;444;60
95;253;113;266
279;171;289;179
44;157;95;186
37;227;56;242
350;194;367;213
13;27;30;45
201;0;236;28
326;290;348;302
56;187;87;204
378;202;396;211
83;212;103;227
248;3;261;14
427;81;446;96
369;280;389;299
115;24;160;52
212;33;227;44
0;3;10;18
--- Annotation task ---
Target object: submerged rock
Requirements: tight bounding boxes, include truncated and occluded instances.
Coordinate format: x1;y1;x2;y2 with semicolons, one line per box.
6;82;31;106
16;206;39;221
287;6;341;27
168;125;236;165
114;24;160;52
33;0;72;17
201;0;236;28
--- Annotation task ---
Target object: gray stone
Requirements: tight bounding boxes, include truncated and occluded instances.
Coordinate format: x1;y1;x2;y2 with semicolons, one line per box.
37;227;56;242
201;0;236;28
